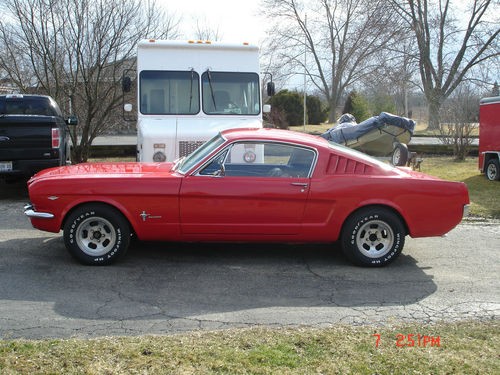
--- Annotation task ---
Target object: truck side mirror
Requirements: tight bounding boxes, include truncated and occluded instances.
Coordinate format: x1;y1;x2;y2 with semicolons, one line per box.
267;82;275;97
66;115;78;126
263;104;271;113
122;76;132;93
124;103;133;112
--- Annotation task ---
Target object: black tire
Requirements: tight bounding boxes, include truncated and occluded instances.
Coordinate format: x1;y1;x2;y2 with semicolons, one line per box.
340;207;406;267
63;204;130;265
391;143;409;166
485;159;500;181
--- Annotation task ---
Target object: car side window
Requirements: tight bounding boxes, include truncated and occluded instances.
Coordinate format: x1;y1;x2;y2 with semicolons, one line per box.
199;142;315;178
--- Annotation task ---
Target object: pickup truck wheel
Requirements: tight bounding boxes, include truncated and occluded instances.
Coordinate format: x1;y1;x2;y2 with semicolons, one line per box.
485;159;500;181
63;204;130;265
340;208;405;267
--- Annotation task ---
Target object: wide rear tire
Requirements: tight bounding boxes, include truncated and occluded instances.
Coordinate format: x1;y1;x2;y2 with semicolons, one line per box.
341;207;406;267
63;204;130;265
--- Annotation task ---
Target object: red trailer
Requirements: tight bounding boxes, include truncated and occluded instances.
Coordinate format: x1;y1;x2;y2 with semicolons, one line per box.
479;96;500;181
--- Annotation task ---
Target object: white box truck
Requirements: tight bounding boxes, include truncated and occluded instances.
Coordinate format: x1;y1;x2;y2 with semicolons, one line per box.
123;39;273;162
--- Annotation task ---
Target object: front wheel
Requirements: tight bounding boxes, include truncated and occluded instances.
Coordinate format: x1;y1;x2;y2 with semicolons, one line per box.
340;208;406;267
485;159;500;181
63;204;130;265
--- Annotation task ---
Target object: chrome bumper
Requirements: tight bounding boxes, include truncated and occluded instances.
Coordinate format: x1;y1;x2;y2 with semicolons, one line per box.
24;204;55;219
463;204;470;218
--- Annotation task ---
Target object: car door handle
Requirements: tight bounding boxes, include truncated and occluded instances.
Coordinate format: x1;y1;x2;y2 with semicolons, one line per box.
290;182;309;188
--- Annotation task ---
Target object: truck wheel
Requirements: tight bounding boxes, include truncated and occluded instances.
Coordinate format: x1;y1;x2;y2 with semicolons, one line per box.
63;204;130;265
391;143;409;166
340;207;406;267
485;159;500;181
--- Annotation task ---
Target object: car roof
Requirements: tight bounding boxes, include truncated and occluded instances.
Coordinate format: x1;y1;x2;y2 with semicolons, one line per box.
221;127;330;149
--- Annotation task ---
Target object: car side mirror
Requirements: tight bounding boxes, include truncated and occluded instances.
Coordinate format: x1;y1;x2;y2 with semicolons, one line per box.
66;115;78;126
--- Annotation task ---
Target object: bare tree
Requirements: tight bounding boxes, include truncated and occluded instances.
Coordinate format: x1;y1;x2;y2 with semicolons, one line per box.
391;0;499;130
193;16;223;41
0;0;180;162
261;0;402;122
439;83;480;160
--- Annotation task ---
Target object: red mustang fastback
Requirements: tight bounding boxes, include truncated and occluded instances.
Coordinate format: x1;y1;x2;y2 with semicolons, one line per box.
24;128;469;267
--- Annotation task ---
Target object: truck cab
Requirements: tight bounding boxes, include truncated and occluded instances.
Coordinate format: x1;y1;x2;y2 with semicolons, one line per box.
478;96;500;181
123;39;272;162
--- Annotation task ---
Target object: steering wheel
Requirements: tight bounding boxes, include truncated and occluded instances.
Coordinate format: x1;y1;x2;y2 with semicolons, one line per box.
267;167;282;177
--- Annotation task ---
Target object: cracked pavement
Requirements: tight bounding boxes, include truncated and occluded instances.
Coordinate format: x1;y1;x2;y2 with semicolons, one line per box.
0;182;498;339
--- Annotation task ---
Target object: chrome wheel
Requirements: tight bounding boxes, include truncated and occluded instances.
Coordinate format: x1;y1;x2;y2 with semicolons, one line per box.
64;204;130;265
355;220;395;258
75;216;117;257
341;208;405;267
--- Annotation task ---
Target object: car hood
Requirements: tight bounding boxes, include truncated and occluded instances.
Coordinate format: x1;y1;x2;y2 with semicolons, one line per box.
29;162;176;182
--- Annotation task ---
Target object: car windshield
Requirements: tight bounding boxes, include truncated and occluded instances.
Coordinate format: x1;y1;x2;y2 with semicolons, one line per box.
175;133;226;174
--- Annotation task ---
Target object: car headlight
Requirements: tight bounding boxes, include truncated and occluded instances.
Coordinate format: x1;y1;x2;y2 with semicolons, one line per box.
153;151;166;162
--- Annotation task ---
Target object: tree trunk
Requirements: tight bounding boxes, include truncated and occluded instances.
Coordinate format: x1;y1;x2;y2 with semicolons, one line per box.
328;102;337;123
427;99;442;130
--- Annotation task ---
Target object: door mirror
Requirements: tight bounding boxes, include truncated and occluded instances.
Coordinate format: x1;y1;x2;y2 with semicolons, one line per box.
66;115;78;126
266;81;275;97
122;76;132;93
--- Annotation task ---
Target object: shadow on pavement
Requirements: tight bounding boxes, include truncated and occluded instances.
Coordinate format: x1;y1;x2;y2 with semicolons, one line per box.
0;235;436;320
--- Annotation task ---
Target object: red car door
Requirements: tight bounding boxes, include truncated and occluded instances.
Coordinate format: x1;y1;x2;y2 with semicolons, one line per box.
179;142;315;236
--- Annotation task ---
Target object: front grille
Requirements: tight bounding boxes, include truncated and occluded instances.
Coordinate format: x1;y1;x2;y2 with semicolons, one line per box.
178;141;204;157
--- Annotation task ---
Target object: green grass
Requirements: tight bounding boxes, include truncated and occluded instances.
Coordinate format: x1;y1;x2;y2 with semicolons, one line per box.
0;321;498;374
419;157;500;219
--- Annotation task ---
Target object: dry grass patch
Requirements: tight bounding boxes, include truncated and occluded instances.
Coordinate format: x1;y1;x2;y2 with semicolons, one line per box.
0;321;498;374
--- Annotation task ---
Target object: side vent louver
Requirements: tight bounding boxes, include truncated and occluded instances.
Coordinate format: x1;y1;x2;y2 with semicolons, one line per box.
327;155;371;175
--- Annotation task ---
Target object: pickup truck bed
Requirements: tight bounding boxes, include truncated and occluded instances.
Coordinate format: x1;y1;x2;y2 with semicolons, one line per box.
0;94;74;180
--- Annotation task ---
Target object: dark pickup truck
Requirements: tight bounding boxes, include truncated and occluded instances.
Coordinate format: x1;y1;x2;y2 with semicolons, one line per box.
0;94;76;180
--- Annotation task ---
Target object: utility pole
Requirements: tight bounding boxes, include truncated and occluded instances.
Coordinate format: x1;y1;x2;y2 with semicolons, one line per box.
303;13;307;131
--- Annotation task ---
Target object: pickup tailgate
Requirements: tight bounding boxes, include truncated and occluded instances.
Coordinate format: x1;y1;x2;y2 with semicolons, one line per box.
0;115;56;160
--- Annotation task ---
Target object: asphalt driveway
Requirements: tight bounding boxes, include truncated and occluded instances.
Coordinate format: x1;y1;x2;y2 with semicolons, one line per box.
0;181;498;339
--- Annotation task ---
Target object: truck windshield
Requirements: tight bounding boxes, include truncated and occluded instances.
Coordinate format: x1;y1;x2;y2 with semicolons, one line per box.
202;72;260;115
140;70;200;115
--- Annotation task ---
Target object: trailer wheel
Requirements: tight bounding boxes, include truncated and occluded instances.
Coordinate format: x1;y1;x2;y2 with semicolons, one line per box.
391;143;409;166
485;159;500;181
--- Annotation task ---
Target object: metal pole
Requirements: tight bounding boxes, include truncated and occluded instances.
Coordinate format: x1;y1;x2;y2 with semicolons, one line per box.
303;13;307;132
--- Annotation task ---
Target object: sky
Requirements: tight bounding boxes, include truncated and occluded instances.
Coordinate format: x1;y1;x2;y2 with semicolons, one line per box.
158;0;267;45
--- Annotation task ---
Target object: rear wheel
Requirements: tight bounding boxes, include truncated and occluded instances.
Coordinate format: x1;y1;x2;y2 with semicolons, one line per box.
485;159;500;181
63;204;130;265
340;207;406;267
